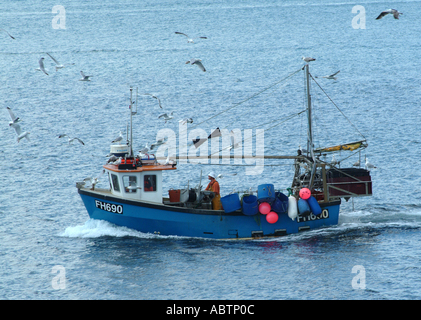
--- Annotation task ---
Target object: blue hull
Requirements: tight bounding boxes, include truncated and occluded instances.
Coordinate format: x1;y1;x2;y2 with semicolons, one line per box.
78;189;340;239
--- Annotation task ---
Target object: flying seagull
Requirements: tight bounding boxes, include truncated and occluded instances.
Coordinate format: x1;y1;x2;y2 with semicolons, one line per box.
58;134;85;145
143;93;162;108
158;111;174;123
376;9;402;20
186;59;206;72
0;28;15;39
179;118;193;125
37;57;48;75
6;107;30;142
175;32;207;43
150;138;166;150
302;56;316;63
6;107;21;127
46;53;75;71
79;71;92;81
322;71;340;80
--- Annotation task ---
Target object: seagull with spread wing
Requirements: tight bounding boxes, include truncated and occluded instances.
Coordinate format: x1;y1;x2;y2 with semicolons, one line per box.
186;59;206;72
376;9;402;20
36;57;49;75
150;138;166;150
175;32;207;43
79;71;92;81
158;111;174;123
46;53;75;71
179;118;193;125
143;93;162;108
6;107;30;143
0;28;15;39
322;71;340;80
6;107;21;128
58;134;85;145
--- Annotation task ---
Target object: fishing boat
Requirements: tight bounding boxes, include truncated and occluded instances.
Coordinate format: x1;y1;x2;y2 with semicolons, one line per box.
76;64;373;239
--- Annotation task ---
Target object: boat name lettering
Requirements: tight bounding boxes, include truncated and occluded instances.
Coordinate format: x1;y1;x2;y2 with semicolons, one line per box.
297;209;329;223
95;200;123;214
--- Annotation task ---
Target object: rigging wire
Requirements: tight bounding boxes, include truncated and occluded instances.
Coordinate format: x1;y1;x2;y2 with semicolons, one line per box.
208;109;307;158
309;73;367;140
334;145;367;163
299;69;307;149
187;67;303;132
176;67;304;151
310;76;322;150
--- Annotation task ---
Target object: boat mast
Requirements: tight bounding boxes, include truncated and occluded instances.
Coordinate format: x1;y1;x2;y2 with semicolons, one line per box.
305;64;313;159
305;64;318;189
129;87;134;157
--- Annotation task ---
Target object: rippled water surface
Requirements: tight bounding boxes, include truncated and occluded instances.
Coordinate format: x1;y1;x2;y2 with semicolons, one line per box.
1;0;420;300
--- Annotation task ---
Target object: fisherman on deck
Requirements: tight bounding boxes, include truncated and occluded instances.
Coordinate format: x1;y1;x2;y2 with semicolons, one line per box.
205;172;222;210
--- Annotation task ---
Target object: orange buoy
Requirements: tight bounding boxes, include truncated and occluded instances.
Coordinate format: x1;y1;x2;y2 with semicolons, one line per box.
299;187;311;200
259;202;271;215
266;211;279;224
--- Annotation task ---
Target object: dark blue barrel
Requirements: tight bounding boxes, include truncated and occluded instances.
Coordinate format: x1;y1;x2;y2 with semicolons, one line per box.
271;192;289;214
242;195;258;216
257;184;275;204
297;198;311;216
220;193;241;213
307;195;322;216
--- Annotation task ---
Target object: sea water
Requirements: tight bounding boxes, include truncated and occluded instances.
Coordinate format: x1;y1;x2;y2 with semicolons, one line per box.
1;0;421;300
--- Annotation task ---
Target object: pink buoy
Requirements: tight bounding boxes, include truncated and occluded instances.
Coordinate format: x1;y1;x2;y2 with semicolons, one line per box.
259;202;271;215
299;187;311;200
266;211;279;224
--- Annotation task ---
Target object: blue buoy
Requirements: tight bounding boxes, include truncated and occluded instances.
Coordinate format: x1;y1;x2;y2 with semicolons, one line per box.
257;184;275;204
242;195;258;216
271;192;289;214
307;195;322;216
297;198;311;216
220;193;241;213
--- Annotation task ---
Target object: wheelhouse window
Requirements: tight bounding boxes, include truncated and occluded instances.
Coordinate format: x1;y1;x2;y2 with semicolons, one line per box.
123;175;138;193
111;174;120;192
144;175;156;192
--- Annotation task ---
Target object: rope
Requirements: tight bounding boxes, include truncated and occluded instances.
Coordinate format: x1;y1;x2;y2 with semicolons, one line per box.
267;184;273;196
188;67;303;132
176;67;303;150
208;109;306;157
309;73;367;140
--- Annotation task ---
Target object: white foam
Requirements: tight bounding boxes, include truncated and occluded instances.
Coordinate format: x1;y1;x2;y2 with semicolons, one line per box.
60;219;193;240
61;219;154;239
340;209;374;217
